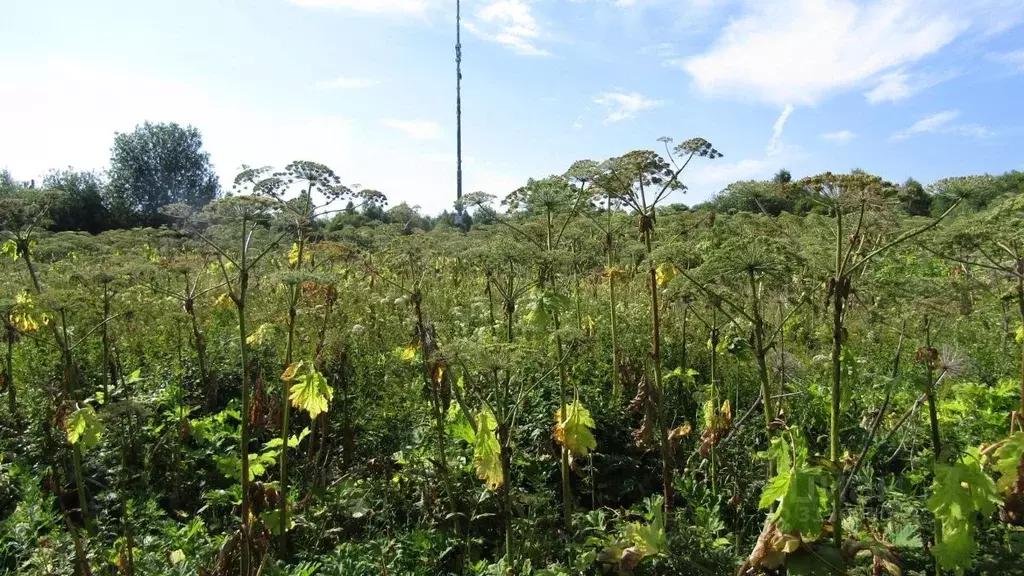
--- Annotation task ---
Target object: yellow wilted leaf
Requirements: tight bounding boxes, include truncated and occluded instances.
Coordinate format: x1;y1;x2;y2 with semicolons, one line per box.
655;263;677;288
668;422;692;441
14;291;32;306
11;312;39;333
604;266;627;282
281;361;303;382
1;239;19;260
289;367;333;419
399;345;419;361
214;293;233;309
474;410;503;490
553;400;597;457
772;534;801;554
169;549;186;566
9;291;46;333
288;242;301;267
246;323;277;347
582;315;596;336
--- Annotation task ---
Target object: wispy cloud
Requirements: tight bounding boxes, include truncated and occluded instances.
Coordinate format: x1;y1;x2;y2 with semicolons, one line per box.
592;91;663;123
864;69;958;103
680;0;968;106
821;129;855;144
466;0;549;56
316;76;380;89
891;110;994;141
285;0;434;16
988;50;1024;73
381;118;443;140
688;105;802;194
767;105;794;156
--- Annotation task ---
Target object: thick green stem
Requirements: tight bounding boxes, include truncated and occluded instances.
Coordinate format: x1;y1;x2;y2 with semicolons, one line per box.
554;315;573;531
280;229;305;555
607;215;621;403
498;422;513;569
1017;265;1024;417
546;206;573;531
237;290;252;576
413;294;459;529
101;285;115;402
923;319;943;574
748;269;774;438
709;325;718;494
830;210;844;548
5;329;14;417
642;225;672;528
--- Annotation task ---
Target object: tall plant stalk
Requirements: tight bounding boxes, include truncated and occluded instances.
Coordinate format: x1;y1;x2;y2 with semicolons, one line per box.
193;190;286;576
599;138;723;528
801;173;960;547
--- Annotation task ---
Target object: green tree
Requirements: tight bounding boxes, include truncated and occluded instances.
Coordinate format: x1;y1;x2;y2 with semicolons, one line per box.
897;177;932;216
106;122;220;225
42;168;111;233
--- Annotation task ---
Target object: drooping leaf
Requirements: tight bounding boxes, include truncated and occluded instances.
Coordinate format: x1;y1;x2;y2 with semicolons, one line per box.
281;361;303;382
66;406;104;453
289;368;333;419
926;448;1001;573
396;345;419;362
447;403;476;445
474;410;503;491
601;497;667;571
524;288;571;329
1;239;19;261
246;323;278;347
553;400;597;457
759;429;827;536
655;263;677;288
261;509;295;535
993;433;1024;493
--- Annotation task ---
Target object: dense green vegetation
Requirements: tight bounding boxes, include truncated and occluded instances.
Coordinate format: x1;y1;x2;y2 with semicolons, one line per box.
1;136;1023;576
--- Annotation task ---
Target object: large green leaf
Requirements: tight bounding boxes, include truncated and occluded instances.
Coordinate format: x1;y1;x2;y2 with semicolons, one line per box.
474;410;503;491
926;448;1001;573
66;406;103;453
553;400;597;457
524;288;570;329
285;362;333;419
993;432;1024;493
759;429;827;536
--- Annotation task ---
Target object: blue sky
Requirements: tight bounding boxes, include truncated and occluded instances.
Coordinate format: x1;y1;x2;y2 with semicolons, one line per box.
2;0;1023;213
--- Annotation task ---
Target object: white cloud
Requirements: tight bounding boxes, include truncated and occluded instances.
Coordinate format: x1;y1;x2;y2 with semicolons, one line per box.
680;0;968;105
381;118;443;140
891;110;995;140
688;158;769;191
989;50;1024;72
864;69;957;103
821;130;855;144
767;105;794;156
688;107;803;194
285;0;433;16
466;0;549;56
316;76;380;89
592;91;663;123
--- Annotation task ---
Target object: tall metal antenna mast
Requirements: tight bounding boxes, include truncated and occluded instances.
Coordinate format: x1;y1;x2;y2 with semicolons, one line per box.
455;0;464;215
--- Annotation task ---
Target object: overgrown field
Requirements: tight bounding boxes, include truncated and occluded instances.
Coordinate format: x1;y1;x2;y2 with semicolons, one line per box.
1;152;1024;575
